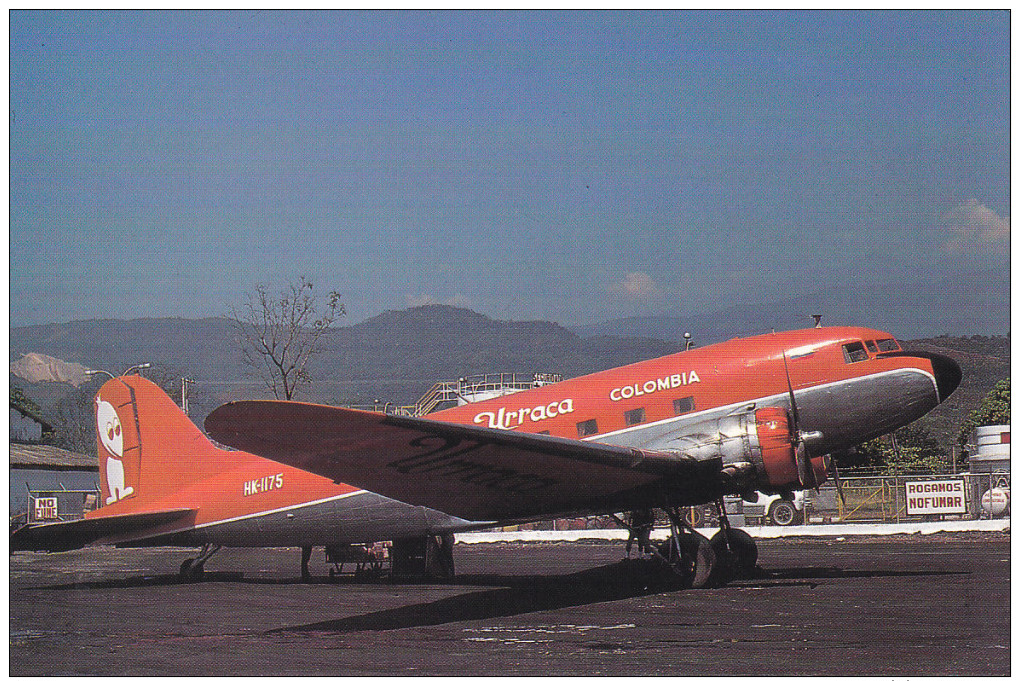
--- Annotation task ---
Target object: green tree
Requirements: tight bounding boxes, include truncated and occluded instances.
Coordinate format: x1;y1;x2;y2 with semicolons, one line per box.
53;378;105;454
958;378;1010;447
844;424;948;474
10;384;43;421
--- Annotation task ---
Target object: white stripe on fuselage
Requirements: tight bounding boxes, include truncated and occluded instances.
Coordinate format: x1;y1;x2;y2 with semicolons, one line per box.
190;489;370;531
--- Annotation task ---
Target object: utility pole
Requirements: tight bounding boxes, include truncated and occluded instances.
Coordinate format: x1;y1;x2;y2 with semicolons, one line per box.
181;377;195;415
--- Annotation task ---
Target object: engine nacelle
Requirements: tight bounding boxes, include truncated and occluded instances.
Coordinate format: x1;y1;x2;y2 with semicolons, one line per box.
751;407;800;488
670;406;825;492
811;454;830;487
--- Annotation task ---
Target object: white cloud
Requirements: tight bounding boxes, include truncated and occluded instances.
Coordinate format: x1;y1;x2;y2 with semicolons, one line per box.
610;271;666;302
941;199;1010;254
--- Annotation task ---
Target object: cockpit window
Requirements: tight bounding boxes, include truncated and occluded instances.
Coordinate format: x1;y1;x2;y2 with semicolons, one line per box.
842;341;869;363
865;340;878;353
875;338;900;352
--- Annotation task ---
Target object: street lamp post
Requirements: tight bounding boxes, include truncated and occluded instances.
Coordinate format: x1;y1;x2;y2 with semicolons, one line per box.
85;363;151;380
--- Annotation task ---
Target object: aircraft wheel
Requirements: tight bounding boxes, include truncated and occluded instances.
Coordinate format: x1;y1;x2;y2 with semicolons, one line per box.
709;528;758;584
659;534;715;588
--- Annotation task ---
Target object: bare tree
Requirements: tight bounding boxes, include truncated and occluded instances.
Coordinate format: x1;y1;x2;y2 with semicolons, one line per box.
54;377;104;455
229;276;345;400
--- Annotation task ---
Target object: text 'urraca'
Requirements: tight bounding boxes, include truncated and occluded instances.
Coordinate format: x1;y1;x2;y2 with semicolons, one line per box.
473;400;575;430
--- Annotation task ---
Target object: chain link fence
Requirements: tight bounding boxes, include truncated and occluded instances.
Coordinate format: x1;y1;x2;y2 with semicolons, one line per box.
810;472;1009;523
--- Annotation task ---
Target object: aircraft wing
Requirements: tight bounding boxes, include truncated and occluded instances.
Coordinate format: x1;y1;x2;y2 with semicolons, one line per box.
206;401;710;521
10;509;195;553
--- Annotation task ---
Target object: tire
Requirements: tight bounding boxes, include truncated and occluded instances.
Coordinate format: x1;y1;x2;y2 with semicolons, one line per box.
709;528;758;584
769;500;800;526
658;534;716;588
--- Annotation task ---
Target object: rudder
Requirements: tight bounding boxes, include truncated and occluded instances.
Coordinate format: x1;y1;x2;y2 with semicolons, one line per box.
94;375;231;511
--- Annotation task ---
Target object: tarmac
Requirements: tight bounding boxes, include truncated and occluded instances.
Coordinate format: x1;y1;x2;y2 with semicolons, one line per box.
8;523;1011;675
458;518;1012;543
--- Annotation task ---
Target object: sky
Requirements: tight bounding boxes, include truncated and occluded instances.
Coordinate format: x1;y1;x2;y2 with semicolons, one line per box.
9;11;1011;335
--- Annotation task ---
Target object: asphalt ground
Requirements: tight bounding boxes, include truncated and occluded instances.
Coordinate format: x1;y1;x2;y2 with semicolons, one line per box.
9;532;1010;675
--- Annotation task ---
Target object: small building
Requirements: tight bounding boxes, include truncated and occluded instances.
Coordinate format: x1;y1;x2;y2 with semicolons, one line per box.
10;443;99;522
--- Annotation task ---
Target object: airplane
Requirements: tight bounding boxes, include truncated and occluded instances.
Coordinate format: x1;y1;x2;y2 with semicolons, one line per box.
11;324;961;587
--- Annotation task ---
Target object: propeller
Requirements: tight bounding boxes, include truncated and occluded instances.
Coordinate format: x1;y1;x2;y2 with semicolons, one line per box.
827;453;847;507
832;456;848;505
781;350;823;488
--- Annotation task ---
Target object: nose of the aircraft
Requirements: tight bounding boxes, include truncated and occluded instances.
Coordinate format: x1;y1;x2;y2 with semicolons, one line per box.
930;352;962;402
895;350;963;402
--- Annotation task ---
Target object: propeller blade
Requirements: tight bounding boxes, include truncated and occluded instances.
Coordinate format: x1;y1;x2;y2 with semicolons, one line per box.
830;457;846;506
795;441;815;488
781;350;800;434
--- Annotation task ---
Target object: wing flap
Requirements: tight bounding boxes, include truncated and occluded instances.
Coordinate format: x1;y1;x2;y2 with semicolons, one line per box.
10;508;195;552
206;401;700;520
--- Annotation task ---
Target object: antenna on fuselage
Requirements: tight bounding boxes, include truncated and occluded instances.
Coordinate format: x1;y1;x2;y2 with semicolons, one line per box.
811;314;823;329
682;332;694;351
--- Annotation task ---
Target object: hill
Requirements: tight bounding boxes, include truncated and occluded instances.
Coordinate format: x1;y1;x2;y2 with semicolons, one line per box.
571;273;1011;345
9;306;677;425
10;306;1007;451
900;335;1010;454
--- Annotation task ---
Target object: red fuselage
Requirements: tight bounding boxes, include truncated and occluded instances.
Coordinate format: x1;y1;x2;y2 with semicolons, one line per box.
80;325;960;548
434;326;958;457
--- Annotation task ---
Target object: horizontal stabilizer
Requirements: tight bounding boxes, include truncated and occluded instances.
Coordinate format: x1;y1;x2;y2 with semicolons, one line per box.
10;508;195;553
206;401;704;521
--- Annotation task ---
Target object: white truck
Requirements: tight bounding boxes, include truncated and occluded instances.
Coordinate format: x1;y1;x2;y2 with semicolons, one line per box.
740;491;807;526
683;490;807;527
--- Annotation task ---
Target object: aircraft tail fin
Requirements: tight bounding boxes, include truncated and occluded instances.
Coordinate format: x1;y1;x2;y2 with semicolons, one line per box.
93;375;237;512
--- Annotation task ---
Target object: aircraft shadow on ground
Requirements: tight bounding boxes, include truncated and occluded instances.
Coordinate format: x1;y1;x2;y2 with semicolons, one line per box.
266;563;969;634
30;561;967;634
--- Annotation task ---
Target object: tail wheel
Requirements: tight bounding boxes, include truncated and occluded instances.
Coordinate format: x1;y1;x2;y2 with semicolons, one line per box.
709;528;758;584
179;558;204;581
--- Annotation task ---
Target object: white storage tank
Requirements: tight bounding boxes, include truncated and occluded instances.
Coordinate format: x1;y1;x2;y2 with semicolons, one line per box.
969;425;1010;517
968;425;1010;475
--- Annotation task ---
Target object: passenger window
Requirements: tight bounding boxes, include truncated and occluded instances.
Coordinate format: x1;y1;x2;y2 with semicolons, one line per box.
624;408;646;426
842;342;869;363
576;419;598;437
876;338;900;352
865;340;878;353
673;396;695;415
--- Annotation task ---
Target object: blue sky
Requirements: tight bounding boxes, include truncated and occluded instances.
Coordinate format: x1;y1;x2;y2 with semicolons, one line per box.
9;11;1010;334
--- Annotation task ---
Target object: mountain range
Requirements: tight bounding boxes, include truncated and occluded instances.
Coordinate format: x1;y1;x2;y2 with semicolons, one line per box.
10;304;1009;451
571;272;1011;344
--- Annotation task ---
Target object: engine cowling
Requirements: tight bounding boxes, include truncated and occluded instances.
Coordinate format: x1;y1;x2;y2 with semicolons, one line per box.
810;454;830;487
666;406;825;492
752;407;800;488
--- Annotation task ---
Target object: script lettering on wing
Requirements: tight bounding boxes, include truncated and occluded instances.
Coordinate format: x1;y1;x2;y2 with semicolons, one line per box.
387;435;558;492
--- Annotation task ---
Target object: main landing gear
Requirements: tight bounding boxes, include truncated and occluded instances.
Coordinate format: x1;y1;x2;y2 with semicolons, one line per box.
623;501;758;588
180;544;220;581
